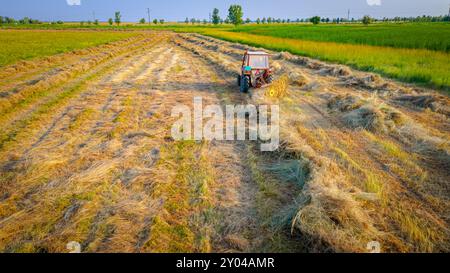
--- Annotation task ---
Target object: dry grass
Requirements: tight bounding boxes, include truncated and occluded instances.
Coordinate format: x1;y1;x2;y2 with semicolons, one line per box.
266;74;289;98
0;31;448;253
189;33;449;252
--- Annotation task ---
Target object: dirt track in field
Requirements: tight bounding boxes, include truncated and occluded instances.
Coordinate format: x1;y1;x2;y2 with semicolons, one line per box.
0;31;448;253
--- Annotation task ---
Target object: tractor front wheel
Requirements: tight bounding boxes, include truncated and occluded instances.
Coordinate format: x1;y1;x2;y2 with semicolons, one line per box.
240;76;250;93
266;75;274;84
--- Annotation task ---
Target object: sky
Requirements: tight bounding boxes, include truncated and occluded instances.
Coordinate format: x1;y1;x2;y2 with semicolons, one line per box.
1;0;449;22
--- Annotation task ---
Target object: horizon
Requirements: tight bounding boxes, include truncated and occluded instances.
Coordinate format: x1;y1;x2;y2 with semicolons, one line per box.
1;0;449;22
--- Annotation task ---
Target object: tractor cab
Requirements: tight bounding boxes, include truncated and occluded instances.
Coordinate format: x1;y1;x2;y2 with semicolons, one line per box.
238;51;273;93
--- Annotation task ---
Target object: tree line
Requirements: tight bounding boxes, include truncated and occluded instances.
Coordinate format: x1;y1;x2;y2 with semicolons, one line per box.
184;5;450;26
1;6;448;27
0;16;44;25
0;12;165;26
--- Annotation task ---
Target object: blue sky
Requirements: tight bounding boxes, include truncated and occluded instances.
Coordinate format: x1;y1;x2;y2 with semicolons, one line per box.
1;0;449;22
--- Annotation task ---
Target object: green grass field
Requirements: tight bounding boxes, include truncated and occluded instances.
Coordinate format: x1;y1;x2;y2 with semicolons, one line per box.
0;30;137;66
230;23;450;52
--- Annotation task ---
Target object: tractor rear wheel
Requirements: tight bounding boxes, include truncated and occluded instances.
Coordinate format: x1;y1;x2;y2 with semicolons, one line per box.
240;76;250;93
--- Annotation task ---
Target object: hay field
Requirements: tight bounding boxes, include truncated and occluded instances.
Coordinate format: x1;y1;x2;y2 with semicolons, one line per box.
0;30;448;253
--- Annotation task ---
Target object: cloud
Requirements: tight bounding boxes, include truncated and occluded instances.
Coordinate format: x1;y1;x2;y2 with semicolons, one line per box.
366;0;381;6
66;0;81;6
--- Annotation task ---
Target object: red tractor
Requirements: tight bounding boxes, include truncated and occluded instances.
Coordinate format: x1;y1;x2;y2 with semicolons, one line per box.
237;51;273;93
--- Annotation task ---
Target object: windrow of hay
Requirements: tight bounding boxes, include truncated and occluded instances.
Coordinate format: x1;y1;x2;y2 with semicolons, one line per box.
0;34;177;252
244;79;385;252
0;37;163;152
343;74;384;90
394;94;450;116
0;35;141;81
287;71;309;87
0;36;152;117
175;38;238;76
214;30;448;251
327;94;405;133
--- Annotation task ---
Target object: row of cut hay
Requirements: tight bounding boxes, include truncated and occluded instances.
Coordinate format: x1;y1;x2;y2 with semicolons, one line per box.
184;34;450;252
0;36;170;252
0;36;155;119
0;36;162;154
174;39;238;77
178;35;380;252
0;35;142;81
190;32;450;118
327;93;449;169
0;36;161;145
0;35;145;91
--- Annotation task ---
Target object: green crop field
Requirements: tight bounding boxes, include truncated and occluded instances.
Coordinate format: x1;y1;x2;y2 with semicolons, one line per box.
230;23;450;52
0;30;138;67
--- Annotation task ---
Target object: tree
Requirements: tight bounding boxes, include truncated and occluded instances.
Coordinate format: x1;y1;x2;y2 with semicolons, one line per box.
139;18;146;24
256;18;261;24
94;19;99;25
203;19;207;24
108;18;113;26
227;5;243;26
190;18;196;24
310;16;321;25
212;8;220;25
20;17;31;24
362;15;372;25
159;19;165;24
185;17;189;24
0;16;4;25
245;18;251;24
153;19;158;24
114;11;121;26
262;17;266;24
